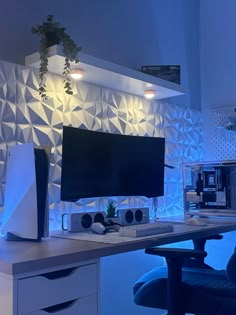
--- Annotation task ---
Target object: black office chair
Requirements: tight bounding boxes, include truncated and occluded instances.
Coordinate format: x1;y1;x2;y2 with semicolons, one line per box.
133;236;236;315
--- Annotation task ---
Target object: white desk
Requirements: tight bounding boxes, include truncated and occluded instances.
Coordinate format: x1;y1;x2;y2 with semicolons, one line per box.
1;219;236;314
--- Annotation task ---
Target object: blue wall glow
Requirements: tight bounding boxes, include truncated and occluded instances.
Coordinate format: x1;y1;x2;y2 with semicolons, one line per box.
200;0;236;110
199;0;236;276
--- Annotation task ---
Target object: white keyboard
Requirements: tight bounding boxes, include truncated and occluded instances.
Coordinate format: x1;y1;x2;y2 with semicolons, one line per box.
119;222;174;238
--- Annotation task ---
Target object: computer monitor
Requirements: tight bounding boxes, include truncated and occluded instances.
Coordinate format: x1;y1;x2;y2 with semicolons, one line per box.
1;143;50;241
61;126;165;201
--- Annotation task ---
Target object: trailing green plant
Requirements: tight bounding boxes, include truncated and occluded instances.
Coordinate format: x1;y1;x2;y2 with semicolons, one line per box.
32;14;81;98
106;201;117;218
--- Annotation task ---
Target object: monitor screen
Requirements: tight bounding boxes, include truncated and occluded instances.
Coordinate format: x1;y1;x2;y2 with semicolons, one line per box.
61;126;165;201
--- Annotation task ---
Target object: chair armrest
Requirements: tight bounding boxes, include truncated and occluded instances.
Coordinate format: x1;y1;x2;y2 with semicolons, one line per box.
145;247;207;315
145;247;207;260
193;234;223;251
205;234;223;240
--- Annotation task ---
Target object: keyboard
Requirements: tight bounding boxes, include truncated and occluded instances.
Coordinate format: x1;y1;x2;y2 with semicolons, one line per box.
119;222;174;238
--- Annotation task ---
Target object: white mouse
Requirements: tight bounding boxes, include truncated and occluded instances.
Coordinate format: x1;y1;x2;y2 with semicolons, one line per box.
91;222;106;234
185;217;207;226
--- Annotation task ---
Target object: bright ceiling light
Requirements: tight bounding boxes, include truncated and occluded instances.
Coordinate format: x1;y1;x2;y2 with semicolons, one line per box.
70;69;84;80
144;90;155;99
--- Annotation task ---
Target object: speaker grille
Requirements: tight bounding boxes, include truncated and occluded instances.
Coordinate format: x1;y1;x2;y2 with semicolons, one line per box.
118;208;149;225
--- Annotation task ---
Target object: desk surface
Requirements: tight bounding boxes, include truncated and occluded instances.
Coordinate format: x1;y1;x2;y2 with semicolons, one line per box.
1;218;236;276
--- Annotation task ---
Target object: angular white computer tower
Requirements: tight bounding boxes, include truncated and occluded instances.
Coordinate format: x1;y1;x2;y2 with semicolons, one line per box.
1;143;49;241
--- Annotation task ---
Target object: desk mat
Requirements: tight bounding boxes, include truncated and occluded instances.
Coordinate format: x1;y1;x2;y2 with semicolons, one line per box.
51;230;161;244
51;223;211;244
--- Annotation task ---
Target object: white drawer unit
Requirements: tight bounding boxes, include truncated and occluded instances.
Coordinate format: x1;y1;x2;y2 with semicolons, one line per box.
28;294;97;315
18;262;98;315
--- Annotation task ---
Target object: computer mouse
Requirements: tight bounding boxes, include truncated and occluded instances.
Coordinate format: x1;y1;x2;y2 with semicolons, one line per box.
91;222;106;234
185;217;207;226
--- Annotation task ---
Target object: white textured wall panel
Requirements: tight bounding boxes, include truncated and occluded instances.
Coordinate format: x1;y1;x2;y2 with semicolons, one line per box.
0;60;203;230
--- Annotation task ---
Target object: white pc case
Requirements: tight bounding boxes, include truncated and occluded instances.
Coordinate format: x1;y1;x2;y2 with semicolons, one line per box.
183;160;236;218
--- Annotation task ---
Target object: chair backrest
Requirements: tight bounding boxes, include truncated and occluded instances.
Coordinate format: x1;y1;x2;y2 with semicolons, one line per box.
226;247;236;285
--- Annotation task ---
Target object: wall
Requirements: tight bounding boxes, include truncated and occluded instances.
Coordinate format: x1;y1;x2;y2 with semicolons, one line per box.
0;59;203;225
199;0;236;271
203;106;236;161
200;0;236;160
0;0;200;109
200;0;236;110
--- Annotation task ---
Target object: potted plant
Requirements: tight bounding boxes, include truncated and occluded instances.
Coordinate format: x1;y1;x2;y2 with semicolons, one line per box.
32;14;81;98
106;201;117;219
105;201;121;226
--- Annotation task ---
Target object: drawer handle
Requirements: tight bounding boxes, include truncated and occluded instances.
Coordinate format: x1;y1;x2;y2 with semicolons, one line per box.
43;267;77;280
42;299;77;313
61;213;68;231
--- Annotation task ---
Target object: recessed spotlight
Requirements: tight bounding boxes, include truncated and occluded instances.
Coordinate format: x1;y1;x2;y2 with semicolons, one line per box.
144;90;155;99
70;69;84;80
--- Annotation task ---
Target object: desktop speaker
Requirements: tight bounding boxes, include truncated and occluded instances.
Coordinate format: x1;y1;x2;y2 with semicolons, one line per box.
62;211;106;232
117;208;149;226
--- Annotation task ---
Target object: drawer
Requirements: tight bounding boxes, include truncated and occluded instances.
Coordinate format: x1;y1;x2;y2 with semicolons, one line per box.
18;263;98;315
29;294;97;315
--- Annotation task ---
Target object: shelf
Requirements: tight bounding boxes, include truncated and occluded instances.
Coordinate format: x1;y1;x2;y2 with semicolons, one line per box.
25;45;185;100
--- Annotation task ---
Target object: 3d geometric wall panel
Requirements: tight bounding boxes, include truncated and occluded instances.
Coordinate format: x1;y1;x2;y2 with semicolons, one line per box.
0;60;204;230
